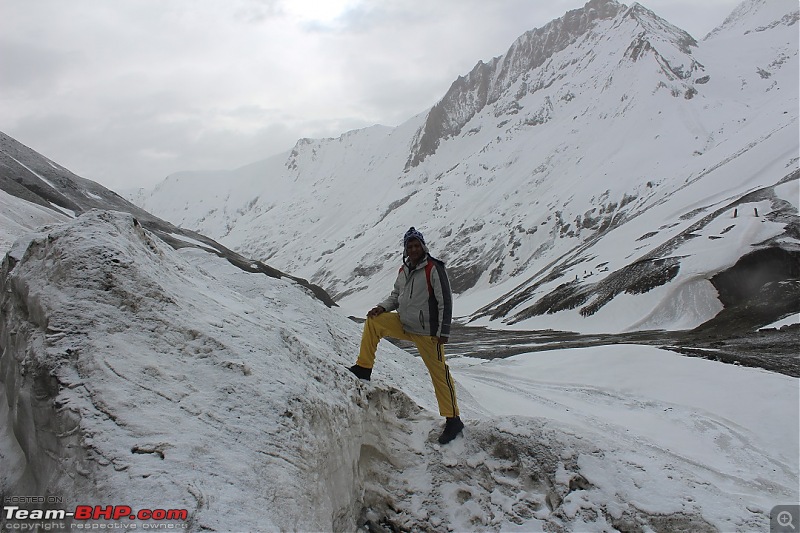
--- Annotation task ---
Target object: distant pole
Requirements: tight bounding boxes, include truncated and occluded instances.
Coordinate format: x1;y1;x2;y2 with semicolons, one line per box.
733;208;737;218
754;207;759;217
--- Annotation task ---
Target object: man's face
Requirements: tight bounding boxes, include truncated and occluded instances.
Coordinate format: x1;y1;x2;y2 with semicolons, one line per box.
405;238;425;263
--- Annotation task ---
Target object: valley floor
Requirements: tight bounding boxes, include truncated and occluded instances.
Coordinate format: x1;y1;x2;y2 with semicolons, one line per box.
388;323;800;378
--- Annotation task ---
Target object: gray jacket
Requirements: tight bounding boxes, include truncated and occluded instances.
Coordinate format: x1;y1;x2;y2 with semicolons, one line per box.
379;256;452;338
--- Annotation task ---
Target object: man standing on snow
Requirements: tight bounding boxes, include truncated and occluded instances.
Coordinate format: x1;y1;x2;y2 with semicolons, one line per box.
349;227;464;445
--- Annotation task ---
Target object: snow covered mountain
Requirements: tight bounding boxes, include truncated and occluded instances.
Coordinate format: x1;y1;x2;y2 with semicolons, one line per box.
137;0;800;334
0;131;335;307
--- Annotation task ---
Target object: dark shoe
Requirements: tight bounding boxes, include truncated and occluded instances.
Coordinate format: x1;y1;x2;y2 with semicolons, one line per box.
438;416;464;444
348;364;372;381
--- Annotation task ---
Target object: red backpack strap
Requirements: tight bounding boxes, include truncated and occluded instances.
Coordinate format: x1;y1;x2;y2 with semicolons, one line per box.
425;260;435;296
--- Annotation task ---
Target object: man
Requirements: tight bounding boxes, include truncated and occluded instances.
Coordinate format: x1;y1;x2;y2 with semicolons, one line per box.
349;227;464;445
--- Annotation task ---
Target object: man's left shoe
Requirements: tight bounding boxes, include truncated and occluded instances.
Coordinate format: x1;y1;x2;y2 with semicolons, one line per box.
438;416;464;444
348;364;372;381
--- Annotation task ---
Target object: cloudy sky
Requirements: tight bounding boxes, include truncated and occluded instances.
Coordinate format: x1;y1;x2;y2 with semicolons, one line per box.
1;0;742;192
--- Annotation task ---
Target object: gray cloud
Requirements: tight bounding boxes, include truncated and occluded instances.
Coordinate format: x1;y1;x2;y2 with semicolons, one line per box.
0;39;77;97
233;0;283;24
0;0;742;192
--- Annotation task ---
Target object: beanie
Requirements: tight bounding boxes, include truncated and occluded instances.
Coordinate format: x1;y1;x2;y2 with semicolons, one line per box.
403;227;426;247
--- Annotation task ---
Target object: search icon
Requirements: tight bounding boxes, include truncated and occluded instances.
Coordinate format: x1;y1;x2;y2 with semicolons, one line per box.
778;511;796;530
773;505;800;532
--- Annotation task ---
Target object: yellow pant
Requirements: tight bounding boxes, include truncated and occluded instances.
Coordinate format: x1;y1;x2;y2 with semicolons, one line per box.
357;312;459;418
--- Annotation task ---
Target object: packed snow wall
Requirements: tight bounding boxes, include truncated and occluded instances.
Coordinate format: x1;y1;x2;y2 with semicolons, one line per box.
0;229;99;505
0;210;377;529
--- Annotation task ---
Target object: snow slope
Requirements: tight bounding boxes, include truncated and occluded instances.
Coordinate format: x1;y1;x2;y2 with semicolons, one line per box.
452;346;799;532
0;130;337;309
1;210;796;531
0;187;68;252
136;0;799;334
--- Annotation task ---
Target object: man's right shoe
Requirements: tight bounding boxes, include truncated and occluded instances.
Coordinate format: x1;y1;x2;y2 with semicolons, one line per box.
348;364;372;381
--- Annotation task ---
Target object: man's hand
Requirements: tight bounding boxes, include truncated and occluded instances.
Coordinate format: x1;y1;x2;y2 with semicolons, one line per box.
367;306;386;318
437;336;449;345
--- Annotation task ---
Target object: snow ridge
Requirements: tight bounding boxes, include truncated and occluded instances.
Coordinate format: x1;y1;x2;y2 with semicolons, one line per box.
706;0;799;39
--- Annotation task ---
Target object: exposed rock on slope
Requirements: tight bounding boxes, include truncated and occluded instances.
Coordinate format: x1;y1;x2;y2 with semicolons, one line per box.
407;0;638;169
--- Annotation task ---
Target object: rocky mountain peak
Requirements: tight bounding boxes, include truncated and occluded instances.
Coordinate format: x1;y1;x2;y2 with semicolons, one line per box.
404;0;707;170
625;2;698;51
